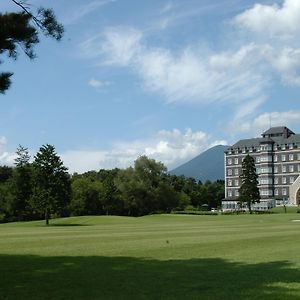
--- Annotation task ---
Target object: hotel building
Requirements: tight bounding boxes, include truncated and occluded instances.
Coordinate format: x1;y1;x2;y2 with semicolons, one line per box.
223;126;300;210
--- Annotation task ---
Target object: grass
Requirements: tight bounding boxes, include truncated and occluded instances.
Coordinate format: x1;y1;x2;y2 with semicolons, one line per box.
1;213;300;299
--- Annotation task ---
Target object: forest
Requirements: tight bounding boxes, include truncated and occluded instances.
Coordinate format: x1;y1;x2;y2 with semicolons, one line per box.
0;145;224;223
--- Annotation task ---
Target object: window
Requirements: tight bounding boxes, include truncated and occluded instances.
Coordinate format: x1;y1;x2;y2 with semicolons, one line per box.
234;179;239;186
256;157;260;163
298;164;300;172
297;153;300;160
274;166;278;173
260;189;271;196
282;188;287;196
289;154;294;161
234;169;239;175
228;180;232;186
260;167;272;173
260;156;271;162
228;158;232;165
289;165;294;172
274;145;278;151
282;145;286;150
282;177;287;184
289;144;294;149
274;177;279;184
282;165;286;173
242;148;246;153
235;149;239;154
228;169;232;176
260;178;269;185
235;190;239;197
274;155;278;162
290;176;295;184
235;158;239;164
228;190;232;197
275;189;279;196
282;154;286;161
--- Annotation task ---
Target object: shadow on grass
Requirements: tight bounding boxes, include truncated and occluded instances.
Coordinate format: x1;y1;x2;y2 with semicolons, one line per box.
1;255;299;300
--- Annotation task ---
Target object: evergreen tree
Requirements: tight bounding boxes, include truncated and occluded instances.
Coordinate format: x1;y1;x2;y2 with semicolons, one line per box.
31;144;71;225
11;145;32;220
238;154;260;213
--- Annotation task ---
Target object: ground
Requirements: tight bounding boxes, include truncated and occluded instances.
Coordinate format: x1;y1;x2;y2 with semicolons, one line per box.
0;213;300;299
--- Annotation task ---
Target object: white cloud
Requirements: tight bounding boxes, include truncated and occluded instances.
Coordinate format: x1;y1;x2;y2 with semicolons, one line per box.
64;0;116;24
61;128;227;173
0;136;16;166
231;110;300;136
88;78;111;88
101;27;142;66
79;1;300;121
92;27;269;112
234;0;300;39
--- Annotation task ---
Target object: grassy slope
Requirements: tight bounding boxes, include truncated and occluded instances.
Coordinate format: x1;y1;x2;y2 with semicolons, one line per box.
1;214;300;300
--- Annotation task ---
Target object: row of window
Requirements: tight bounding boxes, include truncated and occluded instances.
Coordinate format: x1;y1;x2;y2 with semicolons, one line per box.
227;153;300;165
228;176;296;186
274;164;300;173
228;164;300;176
274;153;300;162
227;143;300;155
227;188;288;198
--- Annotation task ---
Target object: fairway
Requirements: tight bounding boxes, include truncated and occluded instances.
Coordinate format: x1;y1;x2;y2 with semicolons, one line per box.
1;214;300;300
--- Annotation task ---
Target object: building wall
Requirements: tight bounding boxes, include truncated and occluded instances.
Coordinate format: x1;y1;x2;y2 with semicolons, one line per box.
224;142;300;204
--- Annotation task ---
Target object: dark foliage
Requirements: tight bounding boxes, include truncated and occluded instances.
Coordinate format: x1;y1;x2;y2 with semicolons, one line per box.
0;1;63;93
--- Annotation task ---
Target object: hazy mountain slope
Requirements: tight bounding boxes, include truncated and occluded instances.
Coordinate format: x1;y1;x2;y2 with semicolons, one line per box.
169;145;229;182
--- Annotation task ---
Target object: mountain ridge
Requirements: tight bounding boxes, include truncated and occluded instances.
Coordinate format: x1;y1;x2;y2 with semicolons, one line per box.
169;145;229;182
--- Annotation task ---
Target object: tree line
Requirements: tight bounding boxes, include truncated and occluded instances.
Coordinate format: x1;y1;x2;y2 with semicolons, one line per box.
0;145;224;224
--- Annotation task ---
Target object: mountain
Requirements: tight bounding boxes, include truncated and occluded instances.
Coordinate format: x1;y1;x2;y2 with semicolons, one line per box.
169;145;229;182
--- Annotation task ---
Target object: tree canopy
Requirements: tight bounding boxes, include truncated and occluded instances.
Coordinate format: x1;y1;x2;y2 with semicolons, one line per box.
0;0;63;93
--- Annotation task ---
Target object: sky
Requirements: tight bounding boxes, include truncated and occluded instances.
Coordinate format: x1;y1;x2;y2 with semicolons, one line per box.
1;0;300;173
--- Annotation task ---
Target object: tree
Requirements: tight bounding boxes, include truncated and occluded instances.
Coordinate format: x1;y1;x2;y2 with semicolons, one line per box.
238;154;260;213
0;0;64;93
11;145;32;220
31;144;70;225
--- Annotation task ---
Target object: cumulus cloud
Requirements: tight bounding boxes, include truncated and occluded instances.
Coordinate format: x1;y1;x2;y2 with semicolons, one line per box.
0;136;16;166
61;128;227;173
230;110;300;137
234;0;300;39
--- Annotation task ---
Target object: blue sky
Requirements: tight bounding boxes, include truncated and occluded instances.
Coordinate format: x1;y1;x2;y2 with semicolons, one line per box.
1;0;300;173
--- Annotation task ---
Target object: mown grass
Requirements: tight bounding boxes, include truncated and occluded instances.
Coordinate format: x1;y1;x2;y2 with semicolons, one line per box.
1;214;300;299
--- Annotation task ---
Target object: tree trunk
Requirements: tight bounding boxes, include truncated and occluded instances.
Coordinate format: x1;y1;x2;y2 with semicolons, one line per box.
45;208;49;225
248;201;252;214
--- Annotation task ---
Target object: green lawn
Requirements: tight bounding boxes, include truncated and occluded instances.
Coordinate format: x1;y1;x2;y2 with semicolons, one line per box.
1;214;300;299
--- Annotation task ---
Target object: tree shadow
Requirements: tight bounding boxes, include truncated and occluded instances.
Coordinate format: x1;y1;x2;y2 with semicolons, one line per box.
0;255;299;300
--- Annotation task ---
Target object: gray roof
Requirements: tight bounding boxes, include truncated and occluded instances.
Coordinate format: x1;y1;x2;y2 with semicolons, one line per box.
262;126;295;136
228;134;300;150
229;138;261;149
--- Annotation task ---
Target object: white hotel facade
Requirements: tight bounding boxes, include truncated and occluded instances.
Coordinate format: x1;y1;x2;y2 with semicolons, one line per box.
223;126;300;210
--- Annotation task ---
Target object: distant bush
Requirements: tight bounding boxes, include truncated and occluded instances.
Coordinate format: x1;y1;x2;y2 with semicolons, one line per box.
221;211;247;215
171;210;218;216
297;209;300;214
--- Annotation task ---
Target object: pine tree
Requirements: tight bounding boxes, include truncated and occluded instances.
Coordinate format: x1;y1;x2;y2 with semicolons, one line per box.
238;154;260;214
0;1;63;93
31;144;71;225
